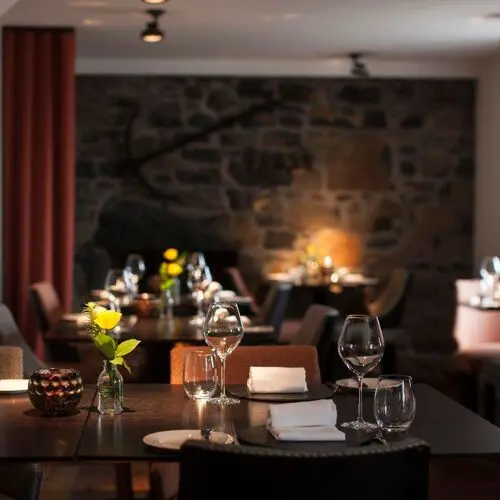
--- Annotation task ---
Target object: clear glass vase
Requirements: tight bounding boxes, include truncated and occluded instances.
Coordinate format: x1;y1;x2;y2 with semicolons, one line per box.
97;360;123;415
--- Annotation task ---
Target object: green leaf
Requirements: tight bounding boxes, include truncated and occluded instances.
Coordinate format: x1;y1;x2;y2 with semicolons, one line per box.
92;332;116;360
110;356;124;366
115;339;141;357
122;358;131;374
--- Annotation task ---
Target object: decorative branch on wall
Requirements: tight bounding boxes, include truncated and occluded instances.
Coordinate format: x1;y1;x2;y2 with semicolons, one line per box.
117;95;311;197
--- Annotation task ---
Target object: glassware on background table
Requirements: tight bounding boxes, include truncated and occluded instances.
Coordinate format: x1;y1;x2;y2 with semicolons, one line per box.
338;314;385;431
203;301;244;405
187;264;212;327
125;253;146;293
479;256;500;303
374;375;416;432
183;350;218;400
104;268;135;311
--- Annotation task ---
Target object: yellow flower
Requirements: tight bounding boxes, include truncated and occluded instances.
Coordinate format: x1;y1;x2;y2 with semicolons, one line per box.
163;248;179;261
94;310;122;330
167;262;183;277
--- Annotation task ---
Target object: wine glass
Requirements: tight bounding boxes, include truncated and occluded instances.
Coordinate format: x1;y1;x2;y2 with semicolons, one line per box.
187;265;211;327
125;253;146;292
104;269;135;311
203;301;244;405
479;256;500;302
338;314;385;431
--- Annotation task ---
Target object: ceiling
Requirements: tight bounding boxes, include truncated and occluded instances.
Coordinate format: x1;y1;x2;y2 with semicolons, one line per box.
2;0;500;62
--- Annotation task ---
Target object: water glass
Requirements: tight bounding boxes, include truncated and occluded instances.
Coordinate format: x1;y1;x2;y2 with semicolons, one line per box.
183;351;217;400
374;375;416;432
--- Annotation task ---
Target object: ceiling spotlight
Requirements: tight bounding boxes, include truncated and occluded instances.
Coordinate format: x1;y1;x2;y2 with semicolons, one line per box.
349;53;370;78
141;9;165;43
142;0;168;4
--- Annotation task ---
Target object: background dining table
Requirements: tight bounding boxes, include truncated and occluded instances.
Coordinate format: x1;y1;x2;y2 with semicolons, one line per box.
45;317;276;382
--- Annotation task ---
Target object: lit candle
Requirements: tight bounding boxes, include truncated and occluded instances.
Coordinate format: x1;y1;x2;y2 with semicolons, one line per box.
323;256;333;269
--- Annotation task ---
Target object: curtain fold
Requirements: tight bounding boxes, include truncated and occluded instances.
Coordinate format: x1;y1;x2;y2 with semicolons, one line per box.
3;28;75;352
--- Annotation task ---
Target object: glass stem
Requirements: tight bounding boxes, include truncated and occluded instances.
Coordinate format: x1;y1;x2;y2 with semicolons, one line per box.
357;375;364;422
220;357;226;398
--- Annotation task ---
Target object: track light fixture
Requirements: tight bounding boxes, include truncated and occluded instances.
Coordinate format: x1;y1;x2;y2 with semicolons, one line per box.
349;53;370;78
141;9;165;43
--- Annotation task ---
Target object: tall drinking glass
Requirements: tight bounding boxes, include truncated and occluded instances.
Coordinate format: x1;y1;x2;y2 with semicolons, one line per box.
187;265;211;327
374;375;416;432
203;302;244;405
338;314;385;431
183;351;217;400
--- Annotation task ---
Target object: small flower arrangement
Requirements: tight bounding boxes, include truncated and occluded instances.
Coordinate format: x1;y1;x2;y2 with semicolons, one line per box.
159;248;185;291
83;302;141;373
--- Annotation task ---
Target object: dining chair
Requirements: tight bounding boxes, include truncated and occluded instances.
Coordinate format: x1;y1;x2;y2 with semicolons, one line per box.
0;463;42;500
170;344;322;386
253;282;293;340
0;304;46;376
0;348;43;500
176;439;430;500
222;267;260;315
365;268;412;329
29;281;81;362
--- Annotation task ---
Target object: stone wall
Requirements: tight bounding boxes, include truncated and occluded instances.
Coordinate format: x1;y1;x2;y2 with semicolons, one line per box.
76;76;475;347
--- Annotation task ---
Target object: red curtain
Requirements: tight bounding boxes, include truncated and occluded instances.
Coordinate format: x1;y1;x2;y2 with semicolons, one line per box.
3;27;75;351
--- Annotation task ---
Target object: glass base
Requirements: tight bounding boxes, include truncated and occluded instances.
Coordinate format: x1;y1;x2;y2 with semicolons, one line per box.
207;395;240;405
340;419;379;432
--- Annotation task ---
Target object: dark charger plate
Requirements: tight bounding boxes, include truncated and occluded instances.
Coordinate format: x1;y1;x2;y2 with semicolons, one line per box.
227;384;335;403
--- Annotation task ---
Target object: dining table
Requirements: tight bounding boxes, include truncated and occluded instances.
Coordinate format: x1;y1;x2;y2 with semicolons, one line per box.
4;383;500;462
3;383;500;499
45;317;276;382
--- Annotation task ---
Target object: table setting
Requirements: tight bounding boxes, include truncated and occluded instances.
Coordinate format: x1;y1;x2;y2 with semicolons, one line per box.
138;309;417;455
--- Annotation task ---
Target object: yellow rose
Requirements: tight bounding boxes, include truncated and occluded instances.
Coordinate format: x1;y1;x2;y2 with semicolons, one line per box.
94;310;122;330
306;244;316;256
159;262;168;274
163;248;179;261
167;262;183;277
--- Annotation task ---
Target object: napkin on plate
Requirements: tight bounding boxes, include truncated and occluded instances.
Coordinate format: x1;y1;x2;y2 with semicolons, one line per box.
267;400;345;441
247;367;307;393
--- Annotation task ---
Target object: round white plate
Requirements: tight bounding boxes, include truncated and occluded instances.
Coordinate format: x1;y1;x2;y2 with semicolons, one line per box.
335;378;379;391
143;429;234;450
0;379;29;394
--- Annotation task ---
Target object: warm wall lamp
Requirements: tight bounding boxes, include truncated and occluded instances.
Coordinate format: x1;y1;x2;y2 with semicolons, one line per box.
141;0;168;4
141;9;165;43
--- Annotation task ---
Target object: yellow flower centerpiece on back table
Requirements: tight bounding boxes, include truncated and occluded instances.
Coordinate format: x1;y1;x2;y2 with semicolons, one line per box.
84;302;141;415
158;248;185;319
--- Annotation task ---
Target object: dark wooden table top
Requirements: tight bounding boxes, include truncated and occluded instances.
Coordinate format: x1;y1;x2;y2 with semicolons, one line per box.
46;317;275;345
0;387;94;462
77;384;500;462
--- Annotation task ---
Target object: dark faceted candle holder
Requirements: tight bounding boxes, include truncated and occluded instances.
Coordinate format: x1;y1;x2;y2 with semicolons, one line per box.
28;368;83;416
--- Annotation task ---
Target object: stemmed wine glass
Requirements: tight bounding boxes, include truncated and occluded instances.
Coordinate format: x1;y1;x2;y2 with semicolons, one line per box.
124;253;146;294
479;256;500;302
203;301;244;405
104;268;135;311
187;263;212;327
338;314;385;431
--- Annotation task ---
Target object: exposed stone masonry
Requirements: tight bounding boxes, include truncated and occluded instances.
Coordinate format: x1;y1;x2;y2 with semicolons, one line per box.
76;77;475;351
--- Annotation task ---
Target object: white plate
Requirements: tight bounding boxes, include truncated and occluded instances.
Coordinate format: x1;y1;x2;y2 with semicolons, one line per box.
143;429;234;450
335;378;379;391
0;379;29;394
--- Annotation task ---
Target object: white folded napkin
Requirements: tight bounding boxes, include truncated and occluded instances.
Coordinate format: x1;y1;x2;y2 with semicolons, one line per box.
267;400;345;441
247;367;307;393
